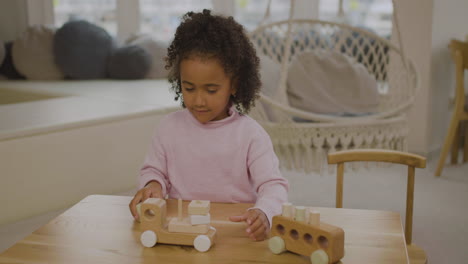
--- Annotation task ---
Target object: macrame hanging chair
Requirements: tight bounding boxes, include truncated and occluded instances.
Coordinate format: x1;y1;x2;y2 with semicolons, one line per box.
248;0;420;173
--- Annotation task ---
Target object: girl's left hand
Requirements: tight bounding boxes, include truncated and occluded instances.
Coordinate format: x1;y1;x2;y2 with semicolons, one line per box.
229;209;270;241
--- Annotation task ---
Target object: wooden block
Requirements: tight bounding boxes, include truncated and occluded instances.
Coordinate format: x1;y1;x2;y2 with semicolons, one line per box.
282;202;294;218
178;198;183;220
168;218;209;234
188;200;210;215
158;226;216;247
140;198;167;231
144;197;164;205
308;210;320;225
190;213;211;225
295;206;306;222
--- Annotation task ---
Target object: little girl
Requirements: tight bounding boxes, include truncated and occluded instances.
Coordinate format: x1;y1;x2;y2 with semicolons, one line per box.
129;9;288;241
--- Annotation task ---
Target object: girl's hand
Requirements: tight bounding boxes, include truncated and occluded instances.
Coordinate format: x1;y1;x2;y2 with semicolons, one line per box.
129;181;163;221
229;208;270;241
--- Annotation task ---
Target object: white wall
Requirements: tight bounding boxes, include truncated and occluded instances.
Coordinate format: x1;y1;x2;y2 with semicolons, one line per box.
0;0;28;41
392;0;468;156
0;114;163;226
393;0;434;155
429;0;468;153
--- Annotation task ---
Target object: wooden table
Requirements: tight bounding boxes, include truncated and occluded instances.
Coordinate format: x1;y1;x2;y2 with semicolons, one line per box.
0;195;409;263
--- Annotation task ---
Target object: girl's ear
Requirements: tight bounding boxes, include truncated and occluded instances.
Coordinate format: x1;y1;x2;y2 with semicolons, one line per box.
231;78;238;96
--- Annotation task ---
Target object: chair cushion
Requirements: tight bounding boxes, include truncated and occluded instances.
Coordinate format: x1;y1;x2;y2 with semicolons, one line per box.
107;45;152;80
0;42;25;79
12;25;64;80
258;54;282;121
126;34;169;79
259;54;280;98
287;50;379;115
54;20;115;79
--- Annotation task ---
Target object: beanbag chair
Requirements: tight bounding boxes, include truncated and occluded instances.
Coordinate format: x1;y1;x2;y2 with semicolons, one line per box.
0;42;26;79
54;20;115;79
126;34;169;79
107;45;151;79
287;50;379;115
12;25;64;80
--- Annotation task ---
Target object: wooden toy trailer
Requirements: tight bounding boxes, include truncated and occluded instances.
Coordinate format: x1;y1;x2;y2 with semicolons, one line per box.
139;198;216;252
268;204;344;264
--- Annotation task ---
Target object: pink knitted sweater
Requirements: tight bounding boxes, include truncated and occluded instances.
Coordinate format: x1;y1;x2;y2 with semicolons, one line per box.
139;106;288;224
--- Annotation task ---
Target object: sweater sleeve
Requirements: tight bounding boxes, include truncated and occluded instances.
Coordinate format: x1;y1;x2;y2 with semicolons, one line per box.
138;127;170;197
247;126;289;227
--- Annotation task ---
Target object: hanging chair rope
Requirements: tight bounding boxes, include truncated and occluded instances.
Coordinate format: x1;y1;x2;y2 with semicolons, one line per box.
276;0;296;105
258;0;272;27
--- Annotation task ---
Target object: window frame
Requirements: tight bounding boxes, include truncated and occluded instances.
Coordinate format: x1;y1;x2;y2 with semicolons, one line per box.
26;0;317;41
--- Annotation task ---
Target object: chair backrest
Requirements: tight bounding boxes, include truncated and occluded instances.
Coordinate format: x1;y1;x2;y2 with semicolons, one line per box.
327;149;426;245
449;39;468;110
449;39;468;69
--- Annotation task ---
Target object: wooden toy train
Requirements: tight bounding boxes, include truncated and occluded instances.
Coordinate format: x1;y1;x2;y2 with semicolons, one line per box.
137;199;344;262
268;203;345;264
138;198;216;252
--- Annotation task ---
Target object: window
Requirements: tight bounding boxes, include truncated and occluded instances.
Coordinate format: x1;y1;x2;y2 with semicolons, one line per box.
46;0;390;41
139;0;212;43
233;0;291;31
53;0;117;36
319;0;393;38
49;0;302;41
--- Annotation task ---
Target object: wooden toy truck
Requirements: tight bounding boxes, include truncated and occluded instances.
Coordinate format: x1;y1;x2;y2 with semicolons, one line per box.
268;203;345;264
138;198;216;252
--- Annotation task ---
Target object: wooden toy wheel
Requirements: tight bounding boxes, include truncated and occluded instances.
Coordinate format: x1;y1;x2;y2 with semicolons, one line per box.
194;235;211;252
268;236;286;254
310;249;329;264
140;230;158;247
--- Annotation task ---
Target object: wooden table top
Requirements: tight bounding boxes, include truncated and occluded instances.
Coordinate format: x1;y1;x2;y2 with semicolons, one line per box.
0;195;409;263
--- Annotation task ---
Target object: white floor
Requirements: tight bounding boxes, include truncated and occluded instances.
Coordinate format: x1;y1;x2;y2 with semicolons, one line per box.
1;153;467;263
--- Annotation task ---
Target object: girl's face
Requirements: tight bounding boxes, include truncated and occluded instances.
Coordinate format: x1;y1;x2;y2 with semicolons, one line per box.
180;56;236;124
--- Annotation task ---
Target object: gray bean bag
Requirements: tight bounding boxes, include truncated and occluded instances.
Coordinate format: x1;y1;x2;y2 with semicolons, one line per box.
54;20;115;79
107;45;151;79
126;34;169;79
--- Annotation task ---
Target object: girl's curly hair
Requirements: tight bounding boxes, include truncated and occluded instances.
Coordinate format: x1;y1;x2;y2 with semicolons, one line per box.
165;9;261;114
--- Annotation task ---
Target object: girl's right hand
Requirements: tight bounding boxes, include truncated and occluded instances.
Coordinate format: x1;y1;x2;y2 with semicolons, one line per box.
129;181;163;221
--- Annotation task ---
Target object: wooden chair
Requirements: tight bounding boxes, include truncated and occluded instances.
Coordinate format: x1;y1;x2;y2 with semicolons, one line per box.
435;39;468;176
328;149;427;264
